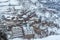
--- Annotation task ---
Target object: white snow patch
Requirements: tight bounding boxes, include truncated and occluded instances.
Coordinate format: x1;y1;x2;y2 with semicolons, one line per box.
30;5;37;10
0;0;8;2
0;2;9;6
22;15;27;18
15;5;23;9
10;0;19;5
41;35;60;40
41;0;47;3
13;38;23;40
56;29;60;34
45;12;50;18
30;0;37;3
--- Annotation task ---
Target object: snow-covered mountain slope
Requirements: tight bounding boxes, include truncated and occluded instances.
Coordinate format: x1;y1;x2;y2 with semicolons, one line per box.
0;0;60;40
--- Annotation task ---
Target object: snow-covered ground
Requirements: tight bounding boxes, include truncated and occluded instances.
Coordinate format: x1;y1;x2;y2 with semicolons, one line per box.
11;35;60;40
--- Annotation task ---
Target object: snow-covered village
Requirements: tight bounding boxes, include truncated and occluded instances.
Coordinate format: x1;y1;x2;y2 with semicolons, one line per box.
0;0;60;40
